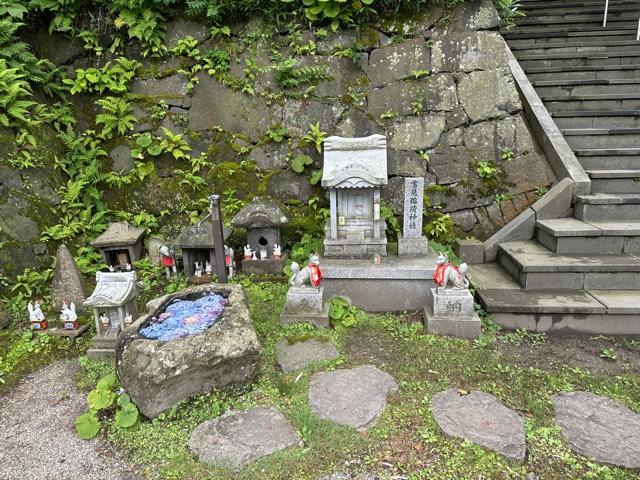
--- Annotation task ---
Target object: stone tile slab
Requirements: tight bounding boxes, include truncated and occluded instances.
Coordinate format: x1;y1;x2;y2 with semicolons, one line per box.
468;263;521;290
275;338;339;373
552;391;640;468
584;220;640;236
309;365;398;430
536;218;602;237
188;406;300;471
477;289;606;314
431;389;526;462
587;290;640;314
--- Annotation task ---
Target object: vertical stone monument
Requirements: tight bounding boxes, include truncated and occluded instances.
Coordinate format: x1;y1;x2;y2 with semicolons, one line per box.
398;177;428;256
424;252;481;338
280;253;330;328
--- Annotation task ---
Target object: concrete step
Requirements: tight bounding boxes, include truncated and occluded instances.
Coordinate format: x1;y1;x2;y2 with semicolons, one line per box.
536;217;640;253
587;169;640;193
497;240;640;290
536;83;640;96
520;53;640;70
528;67;640;82
510;39;640;51
543;94;640;112
553;112;640;129
504;30;639;42
504;25;640;38
575;148;640;169
520;0;640;10
562;128;640;149
575;193;640;221
517;13;640;26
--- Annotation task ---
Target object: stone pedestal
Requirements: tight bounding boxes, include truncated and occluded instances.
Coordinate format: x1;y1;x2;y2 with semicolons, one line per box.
398;235;428;257
241;253;288;275
455;238;484;264
424;287;481;339
280;285;330;328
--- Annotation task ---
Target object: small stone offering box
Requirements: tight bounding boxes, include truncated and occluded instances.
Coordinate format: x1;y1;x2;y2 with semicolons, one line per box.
280;286;330;328
424;287;481;339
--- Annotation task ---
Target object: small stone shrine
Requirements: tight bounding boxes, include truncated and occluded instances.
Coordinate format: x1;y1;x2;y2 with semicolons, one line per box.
231;197;289;275
173;220;232;280
83;271;140;358
424;252;481;338
398;177;428;256
51;243;86;311
322;135;388;258
91;222;145;271
280;253;330;328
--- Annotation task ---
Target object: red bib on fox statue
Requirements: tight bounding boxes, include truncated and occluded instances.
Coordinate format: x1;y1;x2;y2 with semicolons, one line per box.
309;264;323;287
433;262;459;287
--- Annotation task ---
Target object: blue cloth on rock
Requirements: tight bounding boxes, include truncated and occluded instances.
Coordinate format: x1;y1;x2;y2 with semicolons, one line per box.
139;293;227;341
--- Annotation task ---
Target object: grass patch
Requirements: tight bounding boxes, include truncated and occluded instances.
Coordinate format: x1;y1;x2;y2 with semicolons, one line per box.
71;280;640;480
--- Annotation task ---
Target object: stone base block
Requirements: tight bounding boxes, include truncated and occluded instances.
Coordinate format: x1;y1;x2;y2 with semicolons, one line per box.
455;238;484;264
241;253;288;275
280;285;330;328
35;324;89;338
323;238;388;258
431;288;475;317
424;306;482;339
280;305;331;329
87;347;117;359
398;236;429;257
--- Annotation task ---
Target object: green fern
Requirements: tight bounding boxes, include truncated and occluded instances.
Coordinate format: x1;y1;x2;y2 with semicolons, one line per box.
95;96;136;138
0;59;36;127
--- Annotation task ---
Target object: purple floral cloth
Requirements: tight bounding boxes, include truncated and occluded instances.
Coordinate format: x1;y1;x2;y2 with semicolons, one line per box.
139;294;227;341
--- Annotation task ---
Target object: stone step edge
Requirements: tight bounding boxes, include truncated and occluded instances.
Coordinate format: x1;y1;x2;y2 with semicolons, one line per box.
526;64;640;73
519;52;640;61
535;79;640;86
576;193;640;204
536;218;640;237
586;169;640;178
562;128;640;135
542;94;640;102
552;110;640;117
575;148;640;155
513;41;640;51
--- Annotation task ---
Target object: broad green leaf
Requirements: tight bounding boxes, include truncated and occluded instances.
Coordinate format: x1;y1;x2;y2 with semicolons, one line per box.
97;372;117;390
75;412;101;440
115;402;139;428
88;388;114;411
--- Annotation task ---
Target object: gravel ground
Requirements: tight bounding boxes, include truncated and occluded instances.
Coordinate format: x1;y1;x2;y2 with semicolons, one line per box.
0;360;140;480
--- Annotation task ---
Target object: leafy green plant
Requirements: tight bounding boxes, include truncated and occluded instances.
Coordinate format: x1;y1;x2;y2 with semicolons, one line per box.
132;133;163;158
160;127;191;160
276;58;329;89
95;96;136;138
495;0;525;27
411;68;429;79
291;154;313;173
329;296;362;328
300;122;327;154
76;373;139;440
266;125;289;143
425;212;455;244
0;60;36;127
63;58;140;94
600;348;617;361
114;8;166;57
476;161;499;180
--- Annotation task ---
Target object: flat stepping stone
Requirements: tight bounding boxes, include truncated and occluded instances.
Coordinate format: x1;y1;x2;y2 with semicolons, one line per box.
188;406;300;471
276;338;340;373
309;365;398;430
431;389;526;462
552;391;640;468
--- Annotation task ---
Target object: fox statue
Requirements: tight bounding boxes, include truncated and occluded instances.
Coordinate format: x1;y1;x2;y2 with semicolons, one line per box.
290;252;323;288
433;251;468;291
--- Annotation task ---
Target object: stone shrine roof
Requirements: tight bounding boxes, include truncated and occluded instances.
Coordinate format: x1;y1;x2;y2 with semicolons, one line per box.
174;220;232;249
91;222;145;248
322;135;388;188
231;197;289;228
83;271;139;308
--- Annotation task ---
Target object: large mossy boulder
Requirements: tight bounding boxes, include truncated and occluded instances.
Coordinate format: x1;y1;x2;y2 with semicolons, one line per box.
116;284;261;418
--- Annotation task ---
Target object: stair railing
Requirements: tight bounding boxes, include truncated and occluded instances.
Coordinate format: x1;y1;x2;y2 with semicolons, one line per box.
603;0;640;40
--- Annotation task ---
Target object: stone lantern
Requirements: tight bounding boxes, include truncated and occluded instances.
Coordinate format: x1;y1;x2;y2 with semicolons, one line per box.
91;222;145;271
321;134;388;258
83;271;140;357
231;197;289;275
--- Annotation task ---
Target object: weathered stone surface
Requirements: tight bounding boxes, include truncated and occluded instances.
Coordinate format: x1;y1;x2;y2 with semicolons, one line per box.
282;99;343;138
249;143;289;170
552;391;640;468
316;30;359;55
189;74;281;141
368;74;457;118
376;8;443;36
504;153;552;195
0;203;39;242
389;113;446;150
309;365;398;430
431;31;507;73
448;0;501;31
0;302;9;329
30;31;85;65
51;244;86;312
464;121;497;159
275;338;339;373
188;406;300;471
267;171;314;203
381;176;407;214
451;209;478;231
458;68;521;122
429;145;473;184
165;19;209;48
313;57;367;98
132;74;189;97
116;284;261;418
109;144;134;174
147;236;164;266
387;150;427;177
367;38;431;88
0;166;23;192
431;389;526;461
335;108;382;138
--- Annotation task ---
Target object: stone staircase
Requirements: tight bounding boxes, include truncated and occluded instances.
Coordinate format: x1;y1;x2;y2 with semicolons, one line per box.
469;0;640;334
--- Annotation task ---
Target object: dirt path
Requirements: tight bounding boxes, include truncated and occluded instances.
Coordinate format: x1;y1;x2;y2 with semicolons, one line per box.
0;360;139;480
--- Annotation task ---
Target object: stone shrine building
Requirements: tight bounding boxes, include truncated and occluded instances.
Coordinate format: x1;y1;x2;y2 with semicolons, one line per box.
174;220;232;280
91;222;145;270
322;134;388;258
